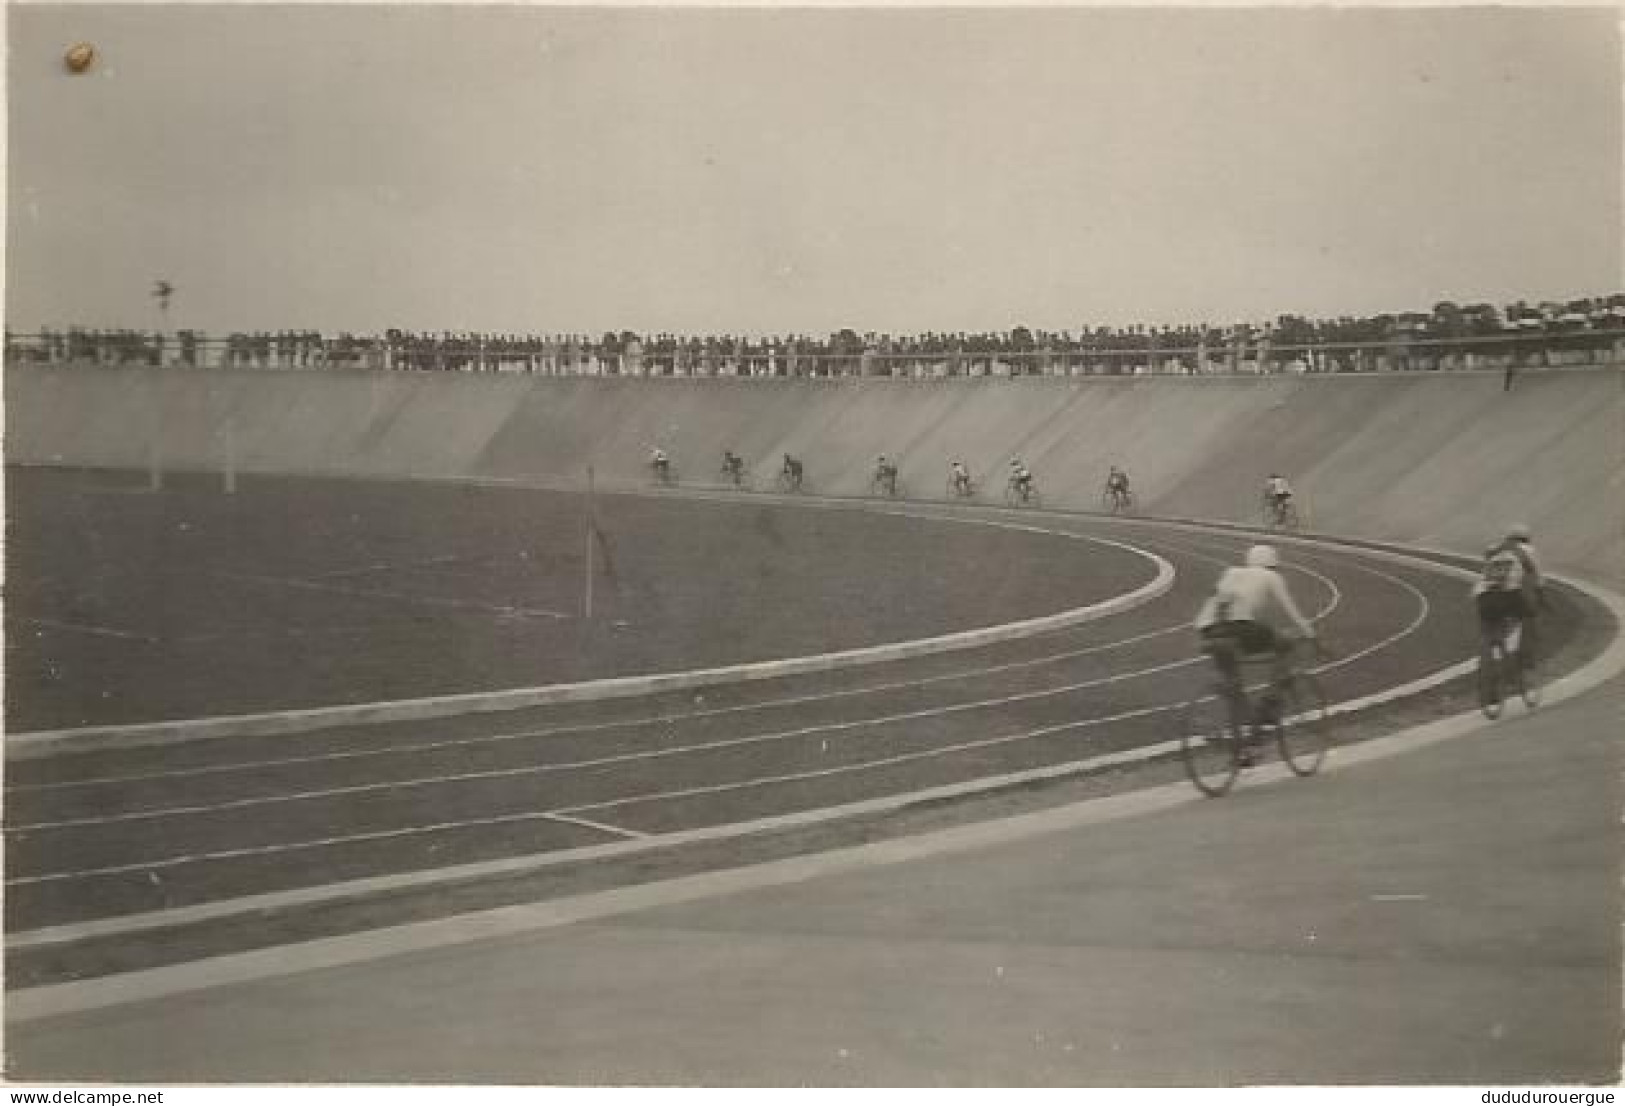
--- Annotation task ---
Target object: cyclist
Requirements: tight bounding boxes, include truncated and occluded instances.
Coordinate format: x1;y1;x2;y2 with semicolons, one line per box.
720;449;745;485
649;447;671;482
1475;524;1545;665
1194;544;1318;764
1264;473;1293;524
1105;465;1132;509
874;454;899;495
1009;457;1034;500
949;459;972;497
781;452;804;491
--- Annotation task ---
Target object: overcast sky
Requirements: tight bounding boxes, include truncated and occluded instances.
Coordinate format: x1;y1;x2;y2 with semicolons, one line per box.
5;4;1620;336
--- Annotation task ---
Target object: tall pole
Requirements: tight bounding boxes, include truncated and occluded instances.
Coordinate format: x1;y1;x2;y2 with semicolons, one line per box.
223;416;237;495
584;466;596;620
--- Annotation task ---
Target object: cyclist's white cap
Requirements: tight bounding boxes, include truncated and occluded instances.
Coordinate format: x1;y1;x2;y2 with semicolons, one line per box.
1246;544;1280;569
1506;523;1532;542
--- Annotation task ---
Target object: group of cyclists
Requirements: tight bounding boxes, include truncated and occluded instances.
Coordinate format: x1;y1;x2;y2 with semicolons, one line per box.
1192;521;1545;766
652;446;1138;509
649;441;1549;758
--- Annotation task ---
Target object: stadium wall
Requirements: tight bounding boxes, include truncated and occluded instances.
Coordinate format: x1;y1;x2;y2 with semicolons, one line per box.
8;363;1621;584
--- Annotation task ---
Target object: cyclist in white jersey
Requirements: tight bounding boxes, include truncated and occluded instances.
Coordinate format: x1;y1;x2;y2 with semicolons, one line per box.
1194;544;1317;692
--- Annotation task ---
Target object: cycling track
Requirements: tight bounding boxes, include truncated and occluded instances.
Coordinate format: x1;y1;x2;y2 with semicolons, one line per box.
5;481;1572;971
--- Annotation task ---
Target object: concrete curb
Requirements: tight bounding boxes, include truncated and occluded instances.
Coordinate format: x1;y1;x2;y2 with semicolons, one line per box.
5;508;1174;759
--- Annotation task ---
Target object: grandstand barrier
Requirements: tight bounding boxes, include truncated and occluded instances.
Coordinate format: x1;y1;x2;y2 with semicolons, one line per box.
6;329;1625;379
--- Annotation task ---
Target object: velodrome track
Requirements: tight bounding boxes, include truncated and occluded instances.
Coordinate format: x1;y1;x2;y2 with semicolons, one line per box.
7;475;1603;993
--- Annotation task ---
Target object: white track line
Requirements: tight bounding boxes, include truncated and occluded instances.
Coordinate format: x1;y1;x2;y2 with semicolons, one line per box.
19;617;159;644
216;570;570;621
7;534;1250;795
4;546;1348;837
4;556;1403;886
9;516;1173;756
5;618;1192;794
7;543;1607;957
6;580;1587;961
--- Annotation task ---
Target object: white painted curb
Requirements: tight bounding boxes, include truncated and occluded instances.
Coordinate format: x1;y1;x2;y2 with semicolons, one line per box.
5;509;1173;759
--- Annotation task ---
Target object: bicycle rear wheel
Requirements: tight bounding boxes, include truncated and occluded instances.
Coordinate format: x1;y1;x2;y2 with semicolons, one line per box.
1180;696;1243;797
1477;645;1504;720
1276;672;1330;777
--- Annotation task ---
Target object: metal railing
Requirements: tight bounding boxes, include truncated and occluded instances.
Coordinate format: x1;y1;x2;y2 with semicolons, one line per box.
6;328;1623;378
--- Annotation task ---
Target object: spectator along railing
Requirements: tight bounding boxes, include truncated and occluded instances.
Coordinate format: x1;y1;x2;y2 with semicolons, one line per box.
7;326;1624;379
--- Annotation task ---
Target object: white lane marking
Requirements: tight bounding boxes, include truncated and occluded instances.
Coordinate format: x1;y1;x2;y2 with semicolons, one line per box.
2;560;1389;877
543;812;646;839
15;614;1623;1024
308;552;488;581
6;810;637;888
9;534;1240;795
553;545;1410;823
9;512;1175;757
1370;894;1428;902
6;623;1190;795
11;557;1609;955
216;570;570;621
20;617;159;644
5;540;1334;838
3;653;1212;836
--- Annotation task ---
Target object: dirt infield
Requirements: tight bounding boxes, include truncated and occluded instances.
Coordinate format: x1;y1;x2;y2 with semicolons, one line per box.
4;466;1153;730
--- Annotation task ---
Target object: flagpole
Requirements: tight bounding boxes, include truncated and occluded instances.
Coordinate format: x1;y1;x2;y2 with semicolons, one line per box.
584;465;596;621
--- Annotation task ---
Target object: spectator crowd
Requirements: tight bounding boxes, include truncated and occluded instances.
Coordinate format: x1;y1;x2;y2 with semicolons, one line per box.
9;294;1624;377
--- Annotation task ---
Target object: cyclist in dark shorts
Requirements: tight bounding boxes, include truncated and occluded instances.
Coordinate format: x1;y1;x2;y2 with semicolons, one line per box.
781;452;804;491
1194;544;1318;759
1474;524;1545;663
1106;465;1131;508
721;449;745;485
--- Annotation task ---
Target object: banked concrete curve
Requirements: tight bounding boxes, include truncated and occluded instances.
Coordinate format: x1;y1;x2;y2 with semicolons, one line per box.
6;503;1175;759
8;363;1621;584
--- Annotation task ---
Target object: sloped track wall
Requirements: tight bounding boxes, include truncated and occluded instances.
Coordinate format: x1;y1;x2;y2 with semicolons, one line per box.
8;364;1621;584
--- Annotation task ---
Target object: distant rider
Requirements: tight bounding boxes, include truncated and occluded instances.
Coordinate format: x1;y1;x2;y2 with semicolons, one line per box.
1009;458;1034;498
949;459;972;496
781;452;804;491
1264;473;1293;523
649;447;670;482
721;449;745;485
1106;465;1131;507
875;454;899;495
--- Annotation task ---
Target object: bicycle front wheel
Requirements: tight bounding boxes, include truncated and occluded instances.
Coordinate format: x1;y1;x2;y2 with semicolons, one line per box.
1276;672;1330;777
1477;646;1504;720
1180;696;1243;797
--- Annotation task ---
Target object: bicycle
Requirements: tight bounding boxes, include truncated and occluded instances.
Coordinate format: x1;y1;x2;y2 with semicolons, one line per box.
1179;638;1330;797
1102;485;1135;515
649;459;678;487
774;467;807;494
1261;493;1301;530
870;468;902;498
1003;476;1042;507
946;472;977;499
1477;614;1541;720
720;459;751;490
